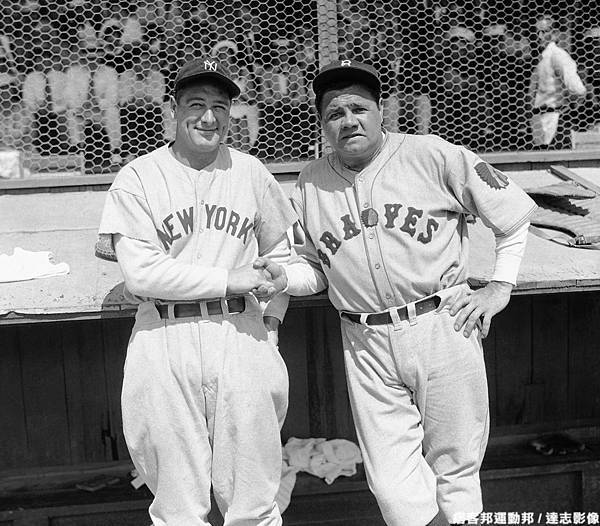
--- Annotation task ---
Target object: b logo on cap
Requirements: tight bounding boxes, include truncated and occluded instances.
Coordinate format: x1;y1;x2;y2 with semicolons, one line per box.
341;60;352;66
204;60;218;71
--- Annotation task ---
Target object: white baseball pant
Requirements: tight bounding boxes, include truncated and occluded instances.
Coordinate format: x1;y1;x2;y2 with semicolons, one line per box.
341;284;489;526
121;300;289;526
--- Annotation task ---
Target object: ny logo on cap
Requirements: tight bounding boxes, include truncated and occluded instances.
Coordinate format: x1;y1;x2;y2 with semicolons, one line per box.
341;60;352;66
204;60;218;71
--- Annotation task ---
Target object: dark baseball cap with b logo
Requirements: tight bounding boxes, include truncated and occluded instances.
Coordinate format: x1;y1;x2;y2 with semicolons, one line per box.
312;59;381;99
174;58;241;99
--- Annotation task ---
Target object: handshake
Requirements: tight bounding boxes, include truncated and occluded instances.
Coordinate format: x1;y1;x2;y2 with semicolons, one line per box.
227;257;288;300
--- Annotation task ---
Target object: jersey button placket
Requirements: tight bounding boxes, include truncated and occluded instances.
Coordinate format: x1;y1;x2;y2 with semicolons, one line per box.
356;182;392;307
196;191;205;259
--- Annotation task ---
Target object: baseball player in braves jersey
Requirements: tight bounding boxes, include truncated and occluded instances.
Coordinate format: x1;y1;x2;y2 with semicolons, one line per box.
98;58;296;525
256;60;537;525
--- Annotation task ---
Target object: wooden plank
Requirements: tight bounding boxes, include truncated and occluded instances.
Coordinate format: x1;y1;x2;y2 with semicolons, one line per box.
550;164;600;194
0;501;150;526
303;305;355;440
101;318;133;461
3;150;600;194
0;174;114;192
0;310;138;326
568;292;600;420
18;324;71;466
0;163;304;195
306;306;337;437
62;321;111;463
582;468;600;509
491;296;533;426
61;324;86;465
280;309;311;441
0;326;27;469
482;472;580;511
483;149;600;165
530;294;570;422
323;307;355;441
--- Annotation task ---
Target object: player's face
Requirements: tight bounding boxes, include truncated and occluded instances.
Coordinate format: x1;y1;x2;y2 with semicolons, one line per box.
320;85;383;165
535;18;556;48
172;83;231;154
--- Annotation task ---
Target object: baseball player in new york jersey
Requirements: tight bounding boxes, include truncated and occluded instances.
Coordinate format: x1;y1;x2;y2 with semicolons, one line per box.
98;58;296;526
257;61;537;525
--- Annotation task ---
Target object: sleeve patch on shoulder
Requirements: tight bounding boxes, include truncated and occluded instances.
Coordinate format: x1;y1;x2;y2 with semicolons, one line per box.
474;162;509;190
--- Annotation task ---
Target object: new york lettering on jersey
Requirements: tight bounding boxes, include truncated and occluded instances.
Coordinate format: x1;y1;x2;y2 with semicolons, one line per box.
157;203;254;251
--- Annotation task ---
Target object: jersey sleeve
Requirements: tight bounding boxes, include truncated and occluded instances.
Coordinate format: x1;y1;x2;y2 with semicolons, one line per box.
98;165;161;245
554;48;586;97
447;147;537;236
284;184;329;297
114;235;228;301
255;169;298;254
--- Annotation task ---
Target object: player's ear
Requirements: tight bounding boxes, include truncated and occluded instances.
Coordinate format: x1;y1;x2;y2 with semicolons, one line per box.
169;95;177;118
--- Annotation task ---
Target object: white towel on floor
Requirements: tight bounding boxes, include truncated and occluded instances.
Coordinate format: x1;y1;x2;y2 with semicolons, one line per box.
283;437;363;484
0;247;70;282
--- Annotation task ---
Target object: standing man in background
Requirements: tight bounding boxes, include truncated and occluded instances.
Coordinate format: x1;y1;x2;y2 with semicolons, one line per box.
256;60;537;525
529;14;586;149
98;57;296;526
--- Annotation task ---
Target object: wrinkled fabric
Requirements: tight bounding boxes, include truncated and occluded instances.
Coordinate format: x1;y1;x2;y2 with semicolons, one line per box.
0;247;69;282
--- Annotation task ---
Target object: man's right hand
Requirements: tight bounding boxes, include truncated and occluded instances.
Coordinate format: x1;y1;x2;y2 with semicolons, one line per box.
252;257;288;299
226;263;275;295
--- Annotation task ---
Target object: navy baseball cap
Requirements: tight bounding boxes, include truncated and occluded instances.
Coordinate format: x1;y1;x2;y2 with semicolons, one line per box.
174;57;241;99
312;59;381;100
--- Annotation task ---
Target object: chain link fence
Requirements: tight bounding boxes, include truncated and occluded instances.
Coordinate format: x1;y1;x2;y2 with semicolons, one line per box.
0;0;599;176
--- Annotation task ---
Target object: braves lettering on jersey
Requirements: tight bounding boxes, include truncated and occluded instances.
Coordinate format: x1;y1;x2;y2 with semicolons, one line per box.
291;132;537;313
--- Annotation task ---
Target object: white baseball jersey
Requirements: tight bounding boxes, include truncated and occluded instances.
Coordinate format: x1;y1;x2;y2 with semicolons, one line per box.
98;143;297;525
287;131;536;524
289;132;537;312
99;143;297;305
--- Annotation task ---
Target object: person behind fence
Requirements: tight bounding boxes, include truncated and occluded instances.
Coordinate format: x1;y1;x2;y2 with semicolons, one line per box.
480;23;532;151
22;48;71;156
65;44;120;169
423;25;487;151
0;82;32;152
572;26;600;134
528;13;586;149
210;39;260;152
258;38;308;159
253;60;537;525
118;43;166;162
97;56;297;526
